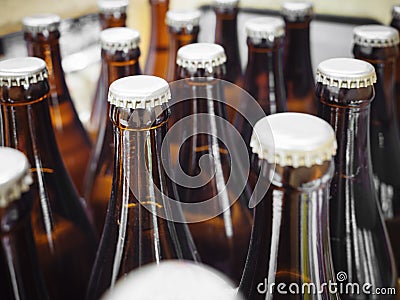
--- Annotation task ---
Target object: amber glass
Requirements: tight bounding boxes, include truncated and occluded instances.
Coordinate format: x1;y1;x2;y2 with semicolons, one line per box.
24;30;92;196
0;190;49;300
86;102;199;299
85;46;141;235
144;0;170;78
234;36;287;150
166;25;199;82
175;65;253;285
239;159;338;300
0;78;97;300
317;83;397;299
283;15;316;114
89;10;127;142
390;17;400;136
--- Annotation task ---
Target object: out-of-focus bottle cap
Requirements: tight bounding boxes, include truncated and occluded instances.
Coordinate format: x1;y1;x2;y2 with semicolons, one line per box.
100;27;140;51
102;260;244;300
166;9;201;30
392;5;400;20
353;25;399;48
108;75;171;109
176;43;226;70
251;112;337;168
0;57;48;88
0;147;33;207
22;14;61;33
316;58;376;89
98;0;129;13
245;17;285;42
282;1;313;21
214;0;239;9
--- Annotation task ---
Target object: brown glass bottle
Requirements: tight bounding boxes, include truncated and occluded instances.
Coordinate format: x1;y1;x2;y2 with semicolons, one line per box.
0;147;49;300
353;25;400;276
86;75;200;300
144;0;170;78
316;58;397;299
166;9;200;82
239;113;339;300
282;2;316;114
234;17;287;151
390;5;400;136
85;27;142;235
89;0;129;142
22;14;92;196
0;57;97;300
174;43;253;285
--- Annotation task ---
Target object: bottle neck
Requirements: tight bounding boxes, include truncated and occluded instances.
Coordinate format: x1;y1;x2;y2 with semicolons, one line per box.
244;38;287;114
99;12;127;29
24;31;71;103
166;27;199;82
149;0;169;50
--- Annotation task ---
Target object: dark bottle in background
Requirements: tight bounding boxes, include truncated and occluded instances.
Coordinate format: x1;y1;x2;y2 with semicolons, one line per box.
316;58;397;299
84;27;142;236
22;14;92;196
0;147;49;300
390;5;400;136
166;9;201;82
282;1;316;115
0;57;97;300
239;112;339;300
86;75;199;300
144;0;170;78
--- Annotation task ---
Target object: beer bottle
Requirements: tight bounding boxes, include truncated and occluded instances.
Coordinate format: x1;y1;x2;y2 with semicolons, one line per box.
214;0;243;86
353;25;400;276
22;14;92;196
85;27;142;235
239;112;339;300
144;0;170;78
390;5;400;135
233;17;287;151
89;0;129;142
0;147;49;300
282;1;316;114
86;75;200;299
174;43;253;285
0;57;97;300
165;9;201;82
316;58;397;298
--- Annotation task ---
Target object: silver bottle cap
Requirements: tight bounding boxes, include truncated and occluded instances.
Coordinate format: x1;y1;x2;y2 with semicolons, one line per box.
100;27;140;51
0;57;48;88
245;17;285;42
251;113;337;168
353;25;399;48
22;14;61;34
0;147;33;207
392;5;400;20
176;43;227;70
316;58;376;89
214;0;239;9
166;9;201;30
108;75;171;109
282;1;313;21
98;0;129;13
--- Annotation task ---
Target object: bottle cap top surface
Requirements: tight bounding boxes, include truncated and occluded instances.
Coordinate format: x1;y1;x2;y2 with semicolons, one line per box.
245;17;285;41
176;43;227;70
22;14;61;33
0;57;48;87
282;1;313;20
214;0;239;9
166;9;201;29
108;75;171;109
98;0;129;12
353;25;399;48
392;5;400;20
0;147;33;207
100;27;140;51
251;113;337;168
316;58;376;89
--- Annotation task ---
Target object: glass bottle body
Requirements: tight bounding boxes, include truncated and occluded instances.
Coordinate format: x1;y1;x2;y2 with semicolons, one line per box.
317;83;397;299
389;18;400;136
0;80;97;300
24;30;92;196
